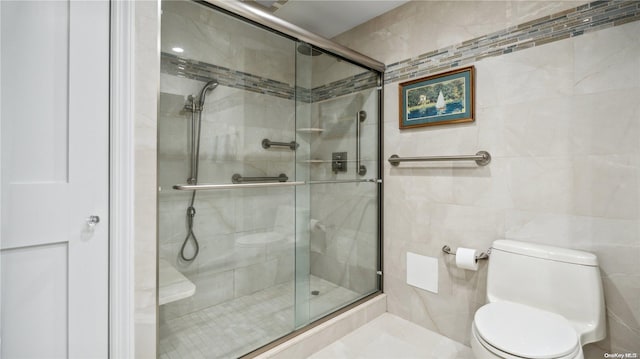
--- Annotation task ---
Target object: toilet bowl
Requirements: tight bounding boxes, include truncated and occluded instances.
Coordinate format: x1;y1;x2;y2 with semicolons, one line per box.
470;302;583;359
471;240;605;359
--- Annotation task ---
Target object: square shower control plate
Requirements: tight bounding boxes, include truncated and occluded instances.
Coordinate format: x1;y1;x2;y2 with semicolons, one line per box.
332;152;347;173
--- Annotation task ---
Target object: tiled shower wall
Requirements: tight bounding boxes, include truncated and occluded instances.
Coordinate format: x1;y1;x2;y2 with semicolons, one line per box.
334;0;640;355
158;76;297;322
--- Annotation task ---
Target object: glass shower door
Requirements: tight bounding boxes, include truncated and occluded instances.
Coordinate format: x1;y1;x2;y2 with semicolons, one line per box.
158;1;298;357
295;43;381;324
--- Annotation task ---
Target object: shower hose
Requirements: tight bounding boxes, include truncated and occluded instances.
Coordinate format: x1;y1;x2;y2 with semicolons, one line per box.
180;191;200;261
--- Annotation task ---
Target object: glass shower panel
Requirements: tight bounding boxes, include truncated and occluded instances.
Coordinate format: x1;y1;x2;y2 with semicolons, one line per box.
295;45;381;321
158;1;297;357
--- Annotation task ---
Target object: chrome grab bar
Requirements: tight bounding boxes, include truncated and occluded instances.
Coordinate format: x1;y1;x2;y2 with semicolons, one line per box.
356;110;367;176
388;151;491;166
262;138;299;151
232;173;288;183
173;181;304;191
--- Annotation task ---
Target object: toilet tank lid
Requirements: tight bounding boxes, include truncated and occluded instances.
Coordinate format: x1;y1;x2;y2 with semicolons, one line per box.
493;240;598;266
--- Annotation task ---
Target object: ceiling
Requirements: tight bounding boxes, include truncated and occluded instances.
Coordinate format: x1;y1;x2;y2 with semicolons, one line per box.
245;0;410;38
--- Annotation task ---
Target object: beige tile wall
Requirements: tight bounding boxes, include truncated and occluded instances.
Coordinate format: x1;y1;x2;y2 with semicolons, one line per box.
334;1;582;65
134;1;160;358
334;1;640;355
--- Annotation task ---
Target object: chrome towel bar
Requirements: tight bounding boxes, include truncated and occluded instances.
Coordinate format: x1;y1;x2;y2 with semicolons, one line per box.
173;181;304;191
388;151;491;166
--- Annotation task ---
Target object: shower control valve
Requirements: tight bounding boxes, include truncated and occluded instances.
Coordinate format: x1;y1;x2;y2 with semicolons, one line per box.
332;152;347;173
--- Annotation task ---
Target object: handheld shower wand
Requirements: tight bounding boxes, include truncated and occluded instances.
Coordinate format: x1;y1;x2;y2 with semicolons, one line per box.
198;80;219;108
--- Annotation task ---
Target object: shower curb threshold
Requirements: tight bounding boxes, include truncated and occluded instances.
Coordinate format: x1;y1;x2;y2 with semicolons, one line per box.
248;293;387;359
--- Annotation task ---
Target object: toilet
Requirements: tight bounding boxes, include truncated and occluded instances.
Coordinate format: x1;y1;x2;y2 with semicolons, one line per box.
471;240;606;359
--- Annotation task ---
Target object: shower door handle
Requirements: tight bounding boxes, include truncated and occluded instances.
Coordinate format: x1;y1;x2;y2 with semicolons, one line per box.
356;110;367;176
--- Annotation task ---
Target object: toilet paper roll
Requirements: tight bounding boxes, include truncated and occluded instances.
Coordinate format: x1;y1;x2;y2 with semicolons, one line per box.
455;247;479;271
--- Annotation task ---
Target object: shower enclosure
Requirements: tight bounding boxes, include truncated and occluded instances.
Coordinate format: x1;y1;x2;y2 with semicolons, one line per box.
157;1;382;357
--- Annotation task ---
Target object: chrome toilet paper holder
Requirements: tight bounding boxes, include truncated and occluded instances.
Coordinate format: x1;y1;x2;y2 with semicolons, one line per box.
442;245;490;260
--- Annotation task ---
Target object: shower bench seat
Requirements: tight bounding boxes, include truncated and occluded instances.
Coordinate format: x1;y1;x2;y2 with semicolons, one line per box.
159;259;196;305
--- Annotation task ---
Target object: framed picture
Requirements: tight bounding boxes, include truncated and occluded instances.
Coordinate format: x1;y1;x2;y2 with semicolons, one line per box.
399;66;475;129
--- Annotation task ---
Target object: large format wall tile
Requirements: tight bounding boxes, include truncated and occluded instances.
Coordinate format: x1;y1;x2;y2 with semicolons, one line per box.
569;89;640;156
573;22;640;95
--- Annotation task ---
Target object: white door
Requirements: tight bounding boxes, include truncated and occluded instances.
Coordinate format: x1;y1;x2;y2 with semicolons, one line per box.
0;1;109;358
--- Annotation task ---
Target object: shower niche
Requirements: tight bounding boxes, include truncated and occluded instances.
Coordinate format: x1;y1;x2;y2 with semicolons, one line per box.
157;1;381;357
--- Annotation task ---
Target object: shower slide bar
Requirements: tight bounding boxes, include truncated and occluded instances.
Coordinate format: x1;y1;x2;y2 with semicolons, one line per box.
388;151;491;166
262;138;299;151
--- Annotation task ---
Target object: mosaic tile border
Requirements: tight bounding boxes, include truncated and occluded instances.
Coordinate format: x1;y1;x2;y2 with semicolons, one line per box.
385;0;640;84
162;52;379;102
162;52;295;100
311;71;379;103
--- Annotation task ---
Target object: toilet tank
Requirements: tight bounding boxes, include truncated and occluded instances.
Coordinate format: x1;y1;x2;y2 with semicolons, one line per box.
487;240;606;345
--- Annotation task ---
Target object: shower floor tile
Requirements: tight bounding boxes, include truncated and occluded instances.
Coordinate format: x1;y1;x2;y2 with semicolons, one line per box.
159;275;360;359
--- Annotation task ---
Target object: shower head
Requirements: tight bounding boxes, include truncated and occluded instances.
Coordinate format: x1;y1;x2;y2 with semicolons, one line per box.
198;80;219;108
296;44;322;57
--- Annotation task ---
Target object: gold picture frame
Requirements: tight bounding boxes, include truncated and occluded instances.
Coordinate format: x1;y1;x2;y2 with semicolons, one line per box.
399;66;475;129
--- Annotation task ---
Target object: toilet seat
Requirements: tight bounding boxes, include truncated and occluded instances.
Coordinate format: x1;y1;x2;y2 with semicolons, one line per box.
473;302;580;359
